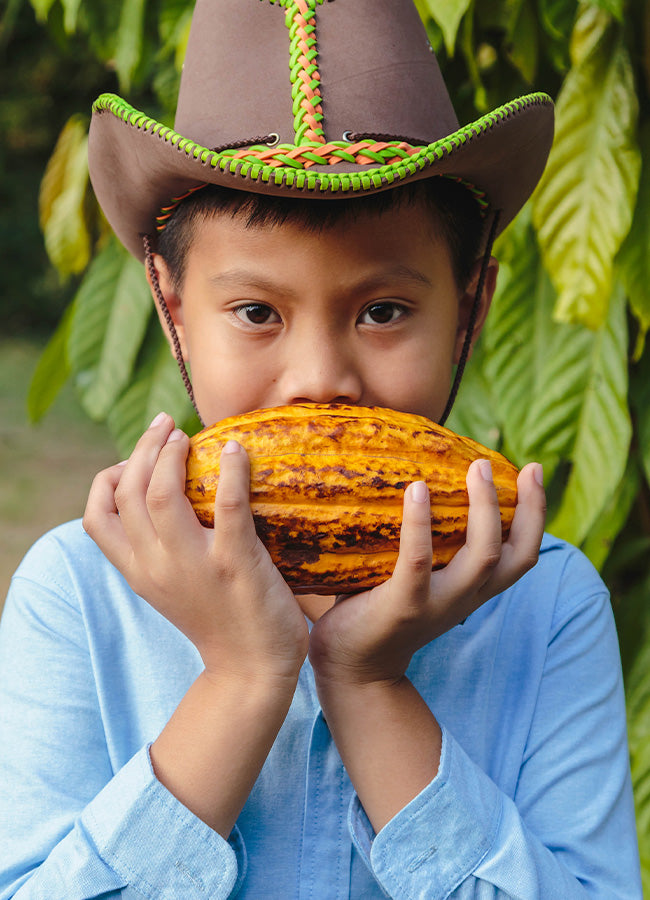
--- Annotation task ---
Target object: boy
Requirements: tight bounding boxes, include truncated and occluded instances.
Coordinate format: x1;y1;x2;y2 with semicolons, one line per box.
0;0;641;896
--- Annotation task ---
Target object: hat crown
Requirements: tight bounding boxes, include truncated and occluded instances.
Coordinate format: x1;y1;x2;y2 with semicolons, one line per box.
174;0;459;150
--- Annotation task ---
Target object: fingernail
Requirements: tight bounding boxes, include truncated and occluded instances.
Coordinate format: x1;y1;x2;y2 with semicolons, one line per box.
222;439;240;454
410;481;429;503
149;412;167;429
534;463;544;486
166;429;185;443
478;460;493;482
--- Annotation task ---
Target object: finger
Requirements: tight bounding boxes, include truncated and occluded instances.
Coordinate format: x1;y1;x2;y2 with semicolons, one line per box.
212;441;260;562
481;462;546;596
114;412;175;548
83;461;133;571
442;459;503;595
388;481;433;608
145;428;200;543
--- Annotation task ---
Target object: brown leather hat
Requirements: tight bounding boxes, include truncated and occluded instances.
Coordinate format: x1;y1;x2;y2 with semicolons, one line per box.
88;0;554;262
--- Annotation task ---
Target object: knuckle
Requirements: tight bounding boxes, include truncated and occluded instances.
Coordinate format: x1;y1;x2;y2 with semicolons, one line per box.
480;541;503;572
146;483;175;512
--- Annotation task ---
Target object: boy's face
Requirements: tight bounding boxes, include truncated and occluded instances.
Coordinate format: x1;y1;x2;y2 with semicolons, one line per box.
153;199;494;427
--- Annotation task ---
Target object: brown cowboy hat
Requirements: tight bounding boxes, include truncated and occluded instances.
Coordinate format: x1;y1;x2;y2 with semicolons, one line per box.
88;0;554;262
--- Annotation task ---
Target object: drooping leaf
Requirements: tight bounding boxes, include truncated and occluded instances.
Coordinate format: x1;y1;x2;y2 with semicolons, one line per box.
107;325;196;457
618;123;650;359
60;0;81;33
114;0;147;92
539;0;579;41
547;282;631;545
630;346;650;488
532;18;641;328
419;0;473;56
569;3;611;63
27;302;74;424
38;115;92;279
445;336;501;450
580;456;640;570
625;636;650;890
504;0;538;83
584;0;623;22
68;239;153;421
28;0;57;24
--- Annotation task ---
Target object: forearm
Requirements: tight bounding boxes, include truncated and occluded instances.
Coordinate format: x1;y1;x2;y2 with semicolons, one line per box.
316;675;442;832
151;668;297;838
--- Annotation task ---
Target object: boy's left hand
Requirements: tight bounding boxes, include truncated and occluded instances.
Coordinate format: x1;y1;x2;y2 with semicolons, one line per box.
309;460;545;687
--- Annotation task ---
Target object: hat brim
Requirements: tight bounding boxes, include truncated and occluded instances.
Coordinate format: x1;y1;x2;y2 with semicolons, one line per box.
89;92;554;261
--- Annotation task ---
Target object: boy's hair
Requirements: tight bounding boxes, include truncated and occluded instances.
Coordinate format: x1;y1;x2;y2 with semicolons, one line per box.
156;177;486;294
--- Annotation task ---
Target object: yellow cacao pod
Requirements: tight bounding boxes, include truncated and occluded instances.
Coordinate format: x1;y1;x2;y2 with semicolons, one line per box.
185;404;518;595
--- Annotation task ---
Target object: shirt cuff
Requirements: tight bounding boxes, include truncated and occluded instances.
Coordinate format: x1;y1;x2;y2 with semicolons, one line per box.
349;727;502;899
82;745;246;900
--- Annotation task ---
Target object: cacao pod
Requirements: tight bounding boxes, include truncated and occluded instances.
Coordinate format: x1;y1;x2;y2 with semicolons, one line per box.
185;403;518;595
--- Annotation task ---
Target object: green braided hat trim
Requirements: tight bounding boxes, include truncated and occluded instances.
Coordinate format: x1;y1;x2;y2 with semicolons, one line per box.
93;91;552;195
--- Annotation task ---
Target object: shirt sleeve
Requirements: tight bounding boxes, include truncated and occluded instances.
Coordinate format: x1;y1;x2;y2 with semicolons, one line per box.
0;557;246;899
348;561;641;899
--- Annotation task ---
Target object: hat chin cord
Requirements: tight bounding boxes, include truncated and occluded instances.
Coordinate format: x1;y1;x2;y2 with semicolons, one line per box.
142;209;500;432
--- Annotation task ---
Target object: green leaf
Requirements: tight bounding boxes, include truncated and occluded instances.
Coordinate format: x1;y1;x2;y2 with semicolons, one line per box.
547;283;631;545
580;456;640;569
625;637;650;889
60;0;81;33
484;208;590;479
68;239;152;421
107;326;195;457
38;115;92;279
618;123;650;359
504;0;538;83
584;0;623;22
630;347;650;488
419;0;473;56
539;0;578;41
532;20;641;328
28;0;56;23
27;302;74;423
569;3;611;63
114;0;147;91
445;337;501;450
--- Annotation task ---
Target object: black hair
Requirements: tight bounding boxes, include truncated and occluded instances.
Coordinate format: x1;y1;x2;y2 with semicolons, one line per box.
155;177;487;293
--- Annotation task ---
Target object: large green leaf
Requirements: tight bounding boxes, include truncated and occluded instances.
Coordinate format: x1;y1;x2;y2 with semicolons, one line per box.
630;346;650;488
418;0;473;56
483;207;598;489
445;337;501;450
114;0;147;91
38;115;92;279
547;282;631;545
27;302;74;424
504;0;538;83
28;0;57;23
68;239;153;421
580;456;640;570
626;636;650;890
618;124;650;359
107;326;197;458
532;15;641;328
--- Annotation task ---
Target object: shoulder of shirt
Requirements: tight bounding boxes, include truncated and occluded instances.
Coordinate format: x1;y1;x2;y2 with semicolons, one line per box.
10;518;117;594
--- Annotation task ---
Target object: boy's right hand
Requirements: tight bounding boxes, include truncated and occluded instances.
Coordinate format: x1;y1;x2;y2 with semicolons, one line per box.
83;412;309;684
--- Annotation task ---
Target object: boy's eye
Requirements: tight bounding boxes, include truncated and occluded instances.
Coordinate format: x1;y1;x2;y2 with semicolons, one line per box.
359;302;406;325
234;304;280;325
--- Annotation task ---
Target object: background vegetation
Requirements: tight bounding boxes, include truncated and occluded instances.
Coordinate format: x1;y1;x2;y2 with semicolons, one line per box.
2;0;650;886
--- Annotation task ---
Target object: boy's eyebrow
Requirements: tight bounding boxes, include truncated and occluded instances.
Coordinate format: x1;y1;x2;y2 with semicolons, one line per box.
207;265;433;294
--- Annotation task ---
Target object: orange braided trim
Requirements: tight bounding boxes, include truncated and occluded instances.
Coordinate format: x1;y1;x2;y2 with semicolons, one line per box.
227;140;422;169
291;0;324;144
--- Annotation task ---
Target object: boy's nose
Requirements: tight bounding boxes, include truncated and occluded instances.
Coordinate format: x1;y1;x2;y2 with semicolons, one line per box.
280;336;363;406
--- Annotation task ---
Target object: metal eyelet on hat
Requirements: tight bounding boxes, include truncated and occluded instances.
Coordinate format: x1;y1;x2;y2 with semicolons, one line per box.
266;133;280;147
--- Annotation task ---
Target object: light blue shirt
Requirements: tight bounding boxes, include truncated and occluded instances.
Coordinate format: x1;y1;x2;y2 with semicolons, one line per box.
0;521;641;898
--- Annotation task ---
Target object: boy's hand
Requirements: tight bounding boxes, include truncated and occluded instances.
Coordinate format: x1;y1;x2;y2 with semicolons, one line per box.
83;413;309;683
309;460;545;687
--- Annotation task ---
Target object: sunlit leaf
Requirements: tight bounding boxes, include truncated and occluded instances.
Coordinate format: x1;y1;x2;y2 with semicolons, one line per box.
618;123;650;359
38;114;92;279
445;337;501;450
28;0;57;24
60;0;81;33
533;20;641;328
27;302;74;423
585;0;623;22
419;0;473;56
68;239;152;421
580;457;640;570
569;3;611;63
107;326;196;457
626;636;650;890
114;0;147;91
504;0;538;83
548;283;631;545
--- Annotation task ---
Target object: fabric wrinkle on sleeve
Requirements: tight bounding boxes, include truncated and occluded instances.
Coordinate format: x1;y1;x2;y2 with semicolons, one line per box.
348;727;502;899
